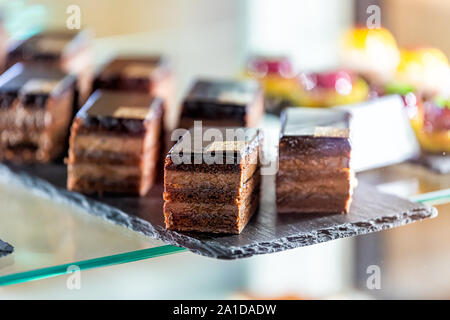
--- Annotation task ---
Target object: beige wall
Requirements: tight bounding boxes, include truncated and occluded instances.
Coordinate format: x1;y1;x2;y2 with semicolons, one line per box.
29;0;241;37
384;0;450;57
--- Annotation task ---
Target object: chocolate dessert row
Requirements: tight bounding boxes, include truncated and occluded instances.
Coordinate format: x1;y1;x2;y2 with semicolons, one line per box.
0;33;355;236
161;107;355;234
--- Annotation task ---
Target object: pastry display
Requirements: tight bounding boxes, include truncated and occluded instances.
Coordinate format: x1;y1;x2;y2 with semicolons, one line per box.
244;56;298;114
67;90;163;196
163;127;262;234
0;63;76;163
179;79;264;129
340;26;400;85
277;107;354;214
292;70;369;108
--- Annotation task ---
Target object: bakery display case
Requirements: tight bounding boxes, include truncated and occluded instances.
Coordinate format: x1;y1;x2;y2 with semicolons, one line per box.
0;0;449;300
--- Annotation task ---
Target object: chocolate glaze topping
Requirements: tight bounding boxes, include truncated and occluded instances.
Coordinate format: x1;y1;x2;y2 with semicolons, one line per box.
76;90;163;135
181;79;261;119
279;108;352;158
7;30;88;62
0;63;76;109
93;56;170;92
167;127;262;169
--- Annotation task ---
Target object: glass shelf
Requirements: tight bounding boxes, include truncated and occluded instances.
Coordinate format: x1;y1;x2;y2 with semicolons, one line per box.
0;161;449;287
0;180;185;286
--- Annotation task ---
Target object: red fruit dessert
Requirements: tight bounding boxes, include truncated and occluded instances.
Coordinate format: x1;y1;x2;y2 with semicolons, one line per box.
291;70;369;108
244;56;298;113
411;96;450;153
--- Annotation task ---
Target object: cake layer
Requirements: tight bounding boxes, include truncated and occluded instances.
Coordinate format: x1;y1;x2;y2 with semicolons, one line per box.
164;163;258;191
0;144;46;163
70;149;142;165
68;163;141;179
68;176;141;195
164;194;259;234
1;128;47;147
278;155;350;170
164;169;260;204
276;180;351;197
0;107;49;130
179;117;246;130
276;192;352;214
277;167;350;184
71;133;145;155
67;165;157;196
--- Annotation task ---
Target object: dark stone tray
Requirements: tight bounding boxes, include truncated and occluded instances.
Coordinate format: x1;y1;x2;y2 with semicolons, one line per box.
0;163;437;259
0;239;13;258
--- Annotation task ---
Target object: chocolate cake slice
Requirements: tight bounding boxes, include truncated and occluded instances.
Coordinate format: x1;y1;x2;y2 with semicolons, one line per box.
0;63;76;163
6;30;93;104
164;127;262;234
67;90;163;196
179;79;264;129
92;56;175;130
276;107;355;214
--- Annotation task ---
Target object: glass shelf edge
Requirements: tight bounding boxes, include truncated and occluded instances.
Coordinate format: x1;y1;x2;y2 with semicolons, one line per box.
409;188;450;206
0;245;186;287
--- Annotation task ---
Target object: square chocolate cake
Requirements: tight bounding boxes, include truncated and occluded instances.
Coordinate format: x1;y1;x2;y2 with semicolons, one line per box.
276;107;355;214
179;79;264;129
6;30;93;104
164;127;262;234
92;56;175;130
67;90;163;196
0;63;76;163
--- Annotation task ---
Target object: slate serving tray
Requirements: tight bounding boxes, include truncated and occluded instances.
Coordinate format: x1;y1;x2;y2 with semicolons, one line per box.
0;163;437;259
0;239;13;258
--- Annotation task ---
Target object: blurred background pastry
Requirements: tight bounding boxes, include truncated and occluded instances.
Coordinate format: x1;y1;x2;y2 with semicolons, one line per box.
410;95;450;153
340;26;400;86
291;70;369;108
394;47;450;98
243;55;297;114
